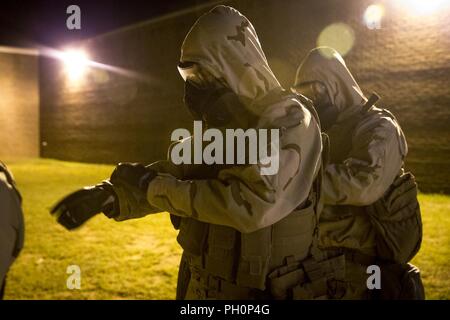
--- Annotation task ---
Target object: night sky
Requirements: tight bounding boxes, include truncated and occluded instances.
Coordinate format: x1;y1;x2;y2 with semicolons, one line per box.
0;0;216;47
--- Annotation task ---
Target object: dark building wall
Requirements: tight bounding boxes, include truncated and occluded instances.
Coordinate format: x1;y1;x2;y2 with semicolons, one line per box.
0;49;40;158
40;0;450;193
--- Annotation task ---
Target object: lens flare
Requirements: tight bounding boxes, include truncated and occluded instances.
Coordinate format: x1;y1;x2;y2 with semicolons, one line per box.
317;23;355;57
364;4;385;29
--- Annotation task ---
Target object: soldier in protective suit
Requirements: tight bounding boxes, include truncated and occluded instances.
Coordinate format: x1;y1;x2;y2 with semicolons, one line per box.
0;162;24;299
51;6;349;300
292;47;424;299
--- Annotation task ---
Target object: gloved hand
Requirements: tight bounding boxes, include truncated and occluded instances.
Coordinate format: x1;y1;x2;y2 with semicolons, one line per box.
108;162;157;219
110;163;156;192
50;182;115;230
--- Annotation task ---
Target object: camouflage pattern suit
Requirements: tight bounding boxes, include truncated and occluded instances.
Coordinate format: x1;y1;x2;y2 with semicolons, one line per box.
294;47;408;299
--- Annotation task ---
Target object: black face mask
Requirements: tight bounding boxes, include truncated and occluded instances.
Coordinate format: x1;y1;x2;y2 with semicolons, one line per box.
293;81;339;131
315;103;339;131
183;80;245;128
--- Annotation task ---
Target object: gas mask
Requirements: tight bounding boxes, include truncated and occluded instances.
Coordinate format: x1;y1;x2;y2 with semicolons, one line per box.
292;81;339;131
179;61;246;128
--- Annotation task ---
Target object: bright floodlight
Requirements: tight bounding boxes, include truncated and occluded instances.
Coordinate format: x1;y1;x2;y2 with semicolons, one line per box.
399;0;448;16
61;49;89;81
364;4;385;29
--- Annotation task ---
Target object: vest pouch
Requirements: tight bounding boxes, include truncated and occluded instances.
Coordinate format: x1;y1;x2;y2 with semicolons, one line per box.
236;227;272;290
271;199;316;266
205;224;238;281
366;172;422;263
235;200;316;290
176;218;209;256
267;253;346;300
268;257;306;299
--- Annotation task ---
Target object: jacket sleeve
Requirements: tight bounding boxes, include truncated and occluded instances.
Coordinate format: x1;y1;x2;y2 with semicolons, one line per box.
110;159;187;221
323;115;407;206
146;114;322;234
109;138;215;222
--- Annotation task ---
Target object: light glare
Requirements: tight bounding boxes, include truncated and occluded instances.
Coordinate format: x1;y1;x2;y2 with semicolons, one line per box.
61;49;89;82
364;4;385;29
398;0;448;16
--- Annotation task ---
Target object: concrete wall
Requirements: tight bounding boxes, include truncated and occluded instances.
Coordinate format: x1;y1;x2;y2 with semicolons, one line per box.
39;0;450;192
0;48;40;159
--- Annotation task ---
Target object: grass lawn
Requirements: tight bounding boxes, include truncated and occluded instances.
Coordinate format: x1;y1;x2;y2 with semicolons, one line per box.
3;158;449;299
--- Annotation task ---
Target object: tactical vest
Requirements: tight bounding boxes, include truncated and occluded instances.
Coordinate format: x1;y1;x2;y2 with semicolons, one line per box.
172;182;318;291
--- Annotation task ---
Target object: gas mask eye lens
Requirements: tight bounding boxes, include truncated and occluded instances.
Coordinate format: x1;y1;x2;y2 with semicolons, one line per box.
292;82;316;101
177;61;197;82
178;61;210;89
293;81;329;106
292;81;337;130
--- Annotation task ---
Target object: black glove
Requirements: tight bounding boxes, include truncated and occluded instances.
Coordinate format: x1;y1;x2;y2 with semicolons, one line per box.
50;182;115;230
110;163;156;193
108;163;157;218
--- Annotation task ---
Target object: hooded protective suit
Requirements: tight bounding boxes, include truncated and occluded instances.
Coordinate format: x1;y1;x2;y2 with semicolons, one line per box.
110;6;324;299
294;47;408;299
0;163;24;299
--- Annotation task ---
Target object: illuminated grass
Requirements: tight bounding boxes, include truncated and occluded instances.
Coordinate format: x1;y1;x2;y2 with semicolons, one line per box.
5;159;181;299
3;159;449;299
412;193;450;300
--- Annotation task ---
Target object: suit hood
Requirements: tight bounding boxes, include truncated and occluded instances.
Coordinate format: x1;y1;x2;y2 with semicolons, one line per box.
180;5;281;109
294;47;366;122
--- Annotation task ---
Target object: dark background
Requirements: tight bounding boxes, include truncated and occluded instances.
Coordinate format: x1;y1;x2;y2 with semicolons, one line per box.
0;0;212;47
1;0;449;193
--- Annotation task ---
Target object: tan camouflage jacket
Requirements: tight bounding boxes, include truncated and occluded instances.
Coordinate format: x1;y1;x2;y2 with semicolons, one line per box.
295;47;408;254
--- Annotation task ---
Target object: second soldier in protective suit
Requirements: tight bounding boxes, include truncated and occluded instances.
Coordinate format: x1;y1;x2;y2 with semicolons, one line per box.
51;7;349;299
0;162;24;299
292;47;423;299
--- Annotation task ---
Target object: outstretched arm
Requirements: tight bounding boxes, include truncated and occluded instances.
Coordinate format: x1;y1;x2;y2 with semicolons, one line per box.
144;122;321;233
